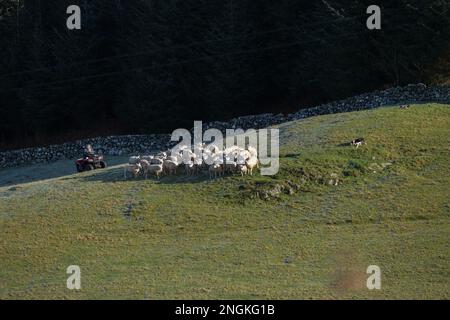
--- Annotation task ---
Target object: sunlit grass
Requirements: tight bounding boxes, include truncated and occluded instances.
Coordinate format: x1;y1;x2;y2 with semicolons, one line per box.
1;103;449;299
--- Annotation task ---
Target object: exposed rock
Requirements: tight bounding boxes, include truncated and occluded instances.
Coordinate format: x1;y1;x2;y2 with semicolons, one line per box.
369;162;393;172
368;163;383;172
328;173;340;186
381;162;393;169
258;181;301;200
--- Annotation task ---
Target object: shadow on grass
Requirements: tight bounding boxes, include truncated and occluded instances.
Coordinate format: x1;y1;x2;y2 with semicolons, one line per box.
0;155;129;188
0;160;77;188
337;142;352;147
281;153;301;158
66;165;213;185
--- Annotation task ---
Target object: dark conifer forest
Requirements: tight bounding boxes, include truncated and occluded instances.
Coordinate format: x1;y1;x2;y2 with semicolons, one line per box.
0;0;449;149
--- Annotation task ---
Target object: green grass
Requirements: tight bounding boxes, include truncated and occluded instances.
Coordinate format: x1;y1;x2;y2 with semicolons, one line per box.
1;103;449;299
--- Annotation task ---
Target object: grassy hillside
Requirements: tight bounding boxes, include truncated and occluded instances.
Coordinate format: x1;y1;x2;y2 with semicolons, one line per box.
1;103;449;299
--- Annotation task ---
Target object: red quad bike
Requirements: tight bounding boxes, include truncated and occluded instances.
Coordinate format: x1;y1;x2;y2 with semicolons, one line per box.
75;154;107;172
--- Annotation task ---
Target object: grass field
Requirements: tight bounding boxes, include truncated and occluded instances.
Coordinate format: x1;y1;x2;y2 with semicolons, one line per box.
1;103;449;299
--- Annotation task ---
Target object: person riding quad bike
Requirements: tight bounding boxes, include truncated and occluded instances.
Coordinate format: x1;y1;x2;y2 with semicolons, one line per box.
83;144;95;159
75;144;107;172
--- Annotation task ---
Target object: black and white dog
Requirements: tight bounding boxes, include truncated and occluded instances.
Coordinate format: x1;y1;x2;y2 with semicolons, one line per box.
351;138;366;148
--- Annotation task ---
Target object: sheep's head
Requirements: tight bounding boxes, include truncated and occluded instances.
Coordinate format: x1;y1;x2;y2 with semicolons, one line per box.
238;164;247;172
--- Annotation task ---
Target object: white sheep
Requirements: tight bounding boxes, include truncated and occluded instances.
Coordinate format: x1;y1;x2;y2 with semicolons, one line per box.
193;158;203;174
156;151;167;159
181;149;196;163
240;150;251;161
167;155;179;164
138;159;151;179
209;163;223;179
150;158;164;165
245;156;258;175
168;150;183;164
128;156;140;165
125;142;259;180
163;159;178;175
185;161;196;176
237;164;248;176
141;155;154;162
236;153;247;165
124;163;142;179
147;164;163;179
224;156;237;173
247;146;258;158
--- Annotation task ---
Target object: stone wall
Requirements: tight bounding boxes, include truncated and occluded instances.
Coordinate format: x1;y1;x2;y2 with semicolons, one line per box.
204;83;450;131
0;134;171;169
0;84;448;169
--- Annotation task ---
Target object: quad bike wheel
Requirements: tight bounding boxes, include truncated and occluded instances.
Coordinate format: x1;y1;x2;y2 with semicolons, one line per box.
100;161;107;168
84;164;94;171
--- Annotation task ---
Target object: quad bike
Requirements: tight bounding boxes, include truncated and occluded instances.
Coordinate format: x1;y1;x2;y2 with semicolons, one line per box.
75;154;107;172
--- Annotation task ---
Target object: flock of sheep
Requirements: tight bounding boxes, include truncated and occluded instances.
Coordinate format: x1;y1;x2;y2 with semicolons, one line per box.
123;144;259;180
